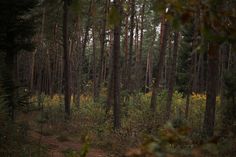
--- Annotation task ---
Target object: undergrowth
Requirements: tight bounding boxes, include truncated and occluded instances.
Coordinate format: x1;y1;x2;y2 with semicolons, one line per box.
27;89;234;157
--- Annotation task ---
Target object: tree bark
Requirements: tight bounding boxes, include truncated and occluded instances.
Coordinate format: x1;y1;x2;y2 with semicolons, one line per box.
106;31;114;113
63;0;71;117
112;0;122;129
126;0;135;92
123;12;129;88
135;2;145;91
76;16;82;108
165;32;179;120
97;0;108;98
203;42;219;136
92;26;98;101
145;32;155;93
150;17;169;111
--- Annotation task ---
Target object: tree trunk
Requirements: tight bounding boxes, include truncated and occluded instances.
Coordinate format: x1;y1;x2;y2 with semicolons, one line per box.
97;0;108;98
135;2;145;91
92;26;98;101
75;14;83;108
63;0;71;117
127;0;135;92
77;0;93;106
166;34;172;89
198;53;205;92
145;34;155;93
185;51;196;119
165;32;179;120
184;23;198;119
112;0;121;130
150;17;169;111
106;31;114;113
203;42;219;136
123;12;129;88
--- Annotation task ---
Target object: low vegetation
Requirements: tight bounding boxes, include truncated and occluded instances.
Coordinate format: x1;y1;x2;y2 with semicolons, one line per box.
5;89;230;157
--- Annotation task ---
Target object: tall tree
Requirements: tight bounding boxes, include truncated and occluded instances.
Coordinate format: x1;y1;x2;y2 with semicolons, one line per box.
0;0;38;120
76;0;93;107
106;31;114;113
109;0;122;129
135;2;145;90
165;32;179;120
150;17;169;111
63;0;71;117
92;26;97;100
144;26;157;93
203;42;219;136
126;0;135;92
97;0;109;99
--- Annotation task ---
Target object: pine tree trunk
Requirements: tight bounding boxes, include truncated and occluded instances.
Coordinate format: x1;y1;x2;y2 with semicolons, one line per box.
165;32;179;120
63;0;71;117
97;0;108;98
77;0;93;105
123;13;129;88
92;26;98;101
203;42;219;136
150;17;169;111
75;16;82;108
127;0;135;92
145;31;156;93
106;31;114;113
198;53;205;92
166;35;172;89
185;56;194;119
135;2;145;90
112;0;121;129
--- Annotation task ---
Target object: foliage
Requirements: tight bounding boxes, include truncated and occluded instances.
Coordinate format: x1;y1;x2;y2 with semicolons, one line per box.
0;0;38;53
152;0;236;44
0;0;38;120
176;23;195;94
79;134;91;157
31;90;225;156
126;120;236;157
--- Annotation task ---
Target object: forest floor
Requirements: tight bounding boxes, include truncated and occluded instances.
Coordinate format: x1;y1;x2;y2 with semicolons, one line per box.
29;130;106;157
19;111;108;157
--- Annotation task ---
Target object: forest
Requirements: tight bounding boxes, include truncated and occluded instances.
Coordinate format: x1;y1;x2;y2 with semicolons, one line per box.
0;0;236;157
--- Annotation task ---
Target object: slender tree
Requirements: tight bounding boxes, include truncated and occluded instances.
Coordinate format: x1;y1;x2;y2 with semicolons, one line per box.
0;0;38;120
110;0;122;129
92;26;97;100
63;0;71;117
97;0;109;99
126;0;135;92
203;42;219;136
165;32;179;120
150;17;169;111
135;2;145;90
